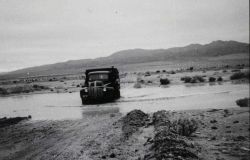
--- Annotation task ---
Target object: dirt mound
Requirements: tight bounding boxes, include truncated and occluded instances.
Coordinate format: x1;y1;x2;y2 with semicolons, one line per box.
152;110;171;130
121;109;149;138
0;116;31;128
149;130;198;160
145;110;199;160
171;118;198;137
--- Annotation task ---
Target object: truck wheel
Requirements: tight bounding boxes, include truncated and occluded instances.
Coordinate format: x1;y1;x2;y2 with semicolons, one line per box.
81;97;89;105
81;97;85;105
114;90;120;99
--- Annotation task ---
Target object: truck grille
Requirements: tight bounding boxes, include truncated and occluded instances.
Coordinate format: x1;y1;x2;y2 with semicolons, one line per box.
88;81;104;99
88;87;103;99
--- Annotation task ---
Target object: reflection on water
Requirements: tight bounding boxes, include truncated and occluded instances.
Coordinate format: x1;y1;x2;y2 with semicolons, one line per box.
0;82;249;120
81;106;120;117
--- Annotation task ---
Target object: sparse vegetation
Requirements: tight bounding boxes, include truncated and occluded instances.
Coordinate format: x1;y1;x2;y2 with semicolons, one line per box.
147;80;152;83
138;79;144;83
236;98;250;107
33;84;49;90
144;71;151;76
181;76;205;83
170;70;176;74
160;78;170;85
0;84;50;95
209;77;216;82
230;71;249;80
181;76;192;83
231;69;241;72
193;76;205;82
171;118;198;136
217;76;223;81
0;87;8;95
150;110;199;159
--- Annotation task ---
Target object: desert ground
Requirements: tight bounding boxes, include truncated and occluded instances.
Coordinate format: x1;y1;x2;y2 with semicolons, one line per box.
0;63;249;160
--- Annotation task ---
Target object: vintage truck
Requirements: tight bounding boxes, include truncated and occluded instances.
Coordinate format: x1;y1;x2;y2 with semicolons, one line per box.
80;67;120;104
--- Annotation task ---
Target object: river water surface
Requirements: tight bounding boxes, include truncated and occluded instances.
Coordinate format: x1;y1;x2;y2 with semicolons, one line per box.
0;82;248;120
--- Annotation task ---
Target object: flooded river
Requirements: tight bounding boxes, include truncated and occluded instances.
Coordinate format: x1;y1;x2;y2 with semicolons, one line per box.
0;82;249;120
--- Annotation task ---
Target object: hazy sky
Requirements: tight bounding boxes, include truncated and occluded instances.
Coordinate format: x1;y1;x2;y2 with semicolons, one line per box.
0;0;249;72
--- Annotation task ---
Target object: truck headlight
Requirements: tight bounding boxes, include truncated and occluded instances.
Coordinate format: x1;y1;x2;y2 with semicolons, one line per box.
103;87;107;92
84;88;88;92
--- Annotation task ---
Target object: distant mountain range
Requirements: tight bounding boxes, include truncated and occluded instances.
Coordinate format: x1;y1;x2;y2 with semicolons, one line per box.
1;40;249;79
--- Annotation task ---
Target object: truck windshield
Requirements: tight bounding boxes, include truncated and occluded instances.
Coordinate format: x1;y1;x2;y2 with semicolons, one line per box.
88;73;109;81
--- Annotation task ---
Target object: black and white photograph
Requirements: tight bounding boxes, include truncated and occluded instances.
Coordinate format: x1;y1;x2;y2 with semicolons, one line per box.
0;0;249;159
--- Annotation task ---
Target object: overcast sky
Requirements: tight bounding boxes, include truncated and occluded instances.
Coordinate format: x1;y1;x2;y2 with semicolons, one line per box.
0;0;249;72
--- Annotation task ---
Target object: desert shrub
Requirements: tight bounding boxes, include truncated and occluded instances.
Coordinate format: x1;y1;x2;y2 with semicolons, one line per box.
236;98;250;107
171;118;198;136
236;64;244;69
0;87;8;95
9;85;33;94
10;86;23;94
181;76;204;83
160;78;170;85
190;78;197;83
184;77;192;83
189;67;194;71
133;83;142;88
230;71;249;80
217;77;223;81
33;84;39;89
181;76;192;83
180;77;185;81
170;71;176;74
156;70;160;73
193;76;205;82
32;84;49;90
231;69;241;72
162;70;166;73
139;79;145;83
145;71;151;76
209;77;216;82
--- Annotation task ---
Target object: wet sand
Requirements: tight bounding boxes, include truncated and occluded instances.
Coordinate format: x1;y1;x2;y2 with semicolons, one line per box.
0;107;249;160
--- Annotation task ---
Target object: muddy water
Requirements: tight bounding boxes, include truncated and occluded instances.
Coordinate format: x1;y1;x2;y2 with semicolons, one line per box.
0;82;249;120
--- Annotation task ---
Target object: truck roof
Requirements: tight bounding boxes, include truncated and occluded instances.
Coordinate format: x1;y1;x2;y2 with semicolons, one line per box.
88;71;110;74
85;67;119;75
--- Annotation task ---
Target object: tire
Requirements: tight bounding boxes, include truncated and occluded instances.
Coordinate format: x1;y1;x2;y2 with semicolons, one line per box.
81;97;89;105
114;89;120;99
81;97;85;105
80;90;88;104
